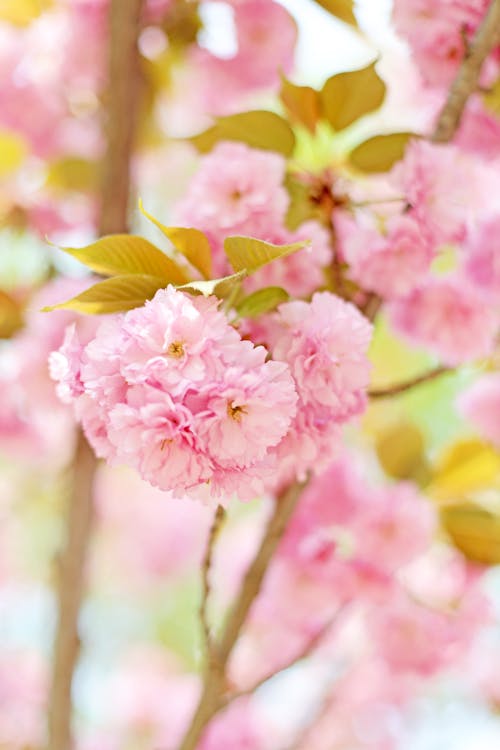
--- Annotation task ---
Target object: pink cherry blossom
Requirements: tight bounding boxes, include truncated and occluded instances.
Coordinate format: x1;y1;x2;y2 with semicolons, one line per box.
390;139;500;246
271;292;373;422
175;142;288;274
51;286;297;501
342;214;434;298
388;275;498;365
458;373;500;446
463;215;500;300
392;0;490;87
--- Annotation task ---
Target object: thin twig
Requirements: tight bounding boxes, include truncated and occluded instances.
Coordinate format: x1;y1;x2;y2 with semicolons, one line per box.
177;480;307;750
200;505;226;657
47;2;143;749
368;365;450;399
222;605;348;707
432;0;500;143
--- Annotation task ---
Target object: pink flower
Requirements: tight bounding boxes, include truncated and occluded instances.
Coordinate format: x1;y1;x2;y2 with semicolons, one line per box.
232;0;297;89
352;483;436;572
175;142;288;274
51;286;297;501
390;139;500;246
392;0;490;86
463;215;500;300
271;292;373;421
458;373;500;446
388;275;498;365
343;214;434;298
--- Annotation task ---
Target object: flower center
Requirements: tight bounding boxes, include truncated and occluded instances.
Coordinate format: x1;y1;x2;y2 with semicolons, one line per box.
167;341;185;358
227;401;247;422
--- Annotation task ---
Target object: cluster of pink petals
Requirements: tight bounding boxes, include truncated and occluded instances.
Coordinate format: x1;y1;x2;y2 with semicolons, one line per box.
176;142;289;262
342;214;434;299
458;373;500;446
264;293;372;485
390;139;500;247
392;0;490;87
463;215;500;301
388;275;498;365
50;286;297;501
175;142;332;296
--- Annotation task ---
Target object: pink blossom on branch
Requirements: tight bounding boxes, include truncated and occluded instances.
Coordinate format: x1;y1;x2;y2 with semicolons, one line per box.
51;286;297;501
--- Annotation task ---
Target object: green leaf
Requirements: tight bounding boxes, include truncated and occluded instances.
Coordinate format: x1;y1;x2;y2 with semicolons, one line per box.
0;0;52;25
310;0;357;26
349;133;414;173
483;77;500;116
284;174;319;230
280;75;322;133
55;235;189;284
236;287;289;318
46;157;98;193
179;271;247;298
189;110;296;157
0;290;23;338
0;131;27;177
376;421;430;484
42;275;166;314
440;502;500;566
320;62;386;132
224;236;309;274
139;200;212;279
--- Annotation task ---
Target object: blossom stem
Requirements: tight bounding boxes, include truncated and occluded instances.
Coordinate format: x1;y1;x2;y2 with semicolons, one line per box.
177;480;306;750
432;0;500;143
368;365;450;399
46;2;143;749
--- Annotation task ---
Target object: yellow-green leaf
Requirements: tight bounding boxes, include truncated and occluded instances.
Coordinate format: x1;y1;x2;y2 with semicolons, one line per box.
139;200;212;279
0;131;27;177
440;502;500;565
375;421;429;483
43;275;165;314
280;75;322;133
320;62;386;132
56;235;188;284
178;271;247;298
284;174;319;230
224;236;309;274
190;111;296;157
310;0;357;26
483;77;500;116
0;290;23;338
0;0;51;25
428;439;500;503
349;133;414;173
236;287;289;318
46;157;98;193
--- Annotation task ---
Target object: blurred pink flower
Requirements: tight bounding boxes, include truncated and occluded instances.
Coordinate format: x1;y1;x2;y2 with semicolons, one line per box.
458;373;500;446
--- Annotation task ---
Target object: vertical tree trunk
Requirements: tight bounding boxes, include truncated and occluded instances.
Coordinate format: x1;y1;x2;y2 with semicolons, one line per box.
47;2;143;748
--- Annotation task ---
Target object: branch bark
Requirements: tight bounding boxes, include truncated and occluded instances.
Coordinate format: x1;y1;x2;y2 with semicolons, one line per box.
177;480;306;750
368;365;450;399
47;2;143;748
432;0;500;143
200;505;226;657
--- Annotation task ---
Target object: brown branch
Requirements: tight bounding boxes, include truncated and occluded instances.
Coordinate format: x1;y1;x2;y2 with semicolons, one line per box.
47;2;144;749
200;505;226;657
177;480;306;750
368;365;450;399
432;0;500;143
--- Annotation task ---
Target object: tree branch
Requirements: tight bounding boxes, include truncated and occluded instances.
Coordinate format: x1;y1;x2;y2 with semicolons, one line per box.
177;480;307;750
222;604;348;707
200;505;226;658
47;2;143;748
432;0;500;143
368;365;450;399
